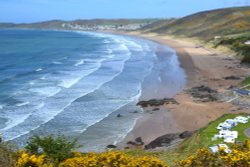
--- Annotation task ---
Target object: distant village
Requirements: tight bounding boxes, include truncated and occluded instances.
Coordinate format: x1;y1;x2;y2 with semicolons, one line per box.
61;22;148;31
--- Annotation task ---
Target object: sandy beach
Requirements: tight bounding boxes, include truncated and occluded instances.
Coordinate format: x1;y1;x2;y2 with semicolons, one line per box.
117;31;250;148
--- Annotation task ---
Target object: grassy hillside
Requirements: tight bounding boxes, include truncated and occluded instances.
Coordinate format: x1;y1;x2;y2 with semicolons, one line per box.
149;6;250;40
139;18;176;32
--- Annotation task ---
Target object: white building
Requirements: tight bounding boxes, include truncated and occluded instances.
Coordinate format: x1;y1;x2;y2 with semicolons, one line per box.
224;137;235;143
209;145;219;153
225;119;238;127
214;36;222;41
209;144;231;153
215;130;238;139
234;116;248;124
217;122;232;130
244;40;250;45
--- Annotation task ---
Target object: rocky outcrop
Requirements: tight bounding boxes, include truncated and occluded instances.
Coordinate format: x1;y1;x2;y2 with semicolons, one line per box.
117;114;123;118
135;137;144;145
223;75;241;80
179;131;195;139
127;137;144;146
136;98;178;108
187;85;218;102
145;131;196;149
106;145;117;149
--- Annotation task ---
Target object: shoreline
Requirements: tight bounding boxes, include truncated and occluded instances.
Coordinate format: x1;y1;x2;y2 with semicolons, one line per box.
113;31;250;149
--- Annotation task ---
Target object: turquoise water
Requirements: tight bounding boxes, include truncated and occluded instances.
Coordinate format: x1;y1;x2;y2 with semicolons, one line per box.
0;29;186;151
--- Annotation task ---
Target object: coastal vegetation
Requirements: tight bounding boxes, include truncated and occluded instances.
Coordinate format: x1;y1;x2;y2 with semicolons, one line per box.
25;135;78;166
176;140;250;167
147;7;250;40
142;6;250;64
241;76;250;86
214;34;250;63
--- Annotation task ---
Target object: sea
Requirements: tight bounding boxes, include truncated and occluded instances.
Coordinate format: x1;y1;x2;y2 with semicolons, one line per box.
0;29;186;151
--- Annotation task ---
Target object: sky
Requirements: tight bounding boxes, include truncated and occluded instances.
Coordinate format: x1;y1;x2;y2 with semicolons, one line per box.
0;0;250;23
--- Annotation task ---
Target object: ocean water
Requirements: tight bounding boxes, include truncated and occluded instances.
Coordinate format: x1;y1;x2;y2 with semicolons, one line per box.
0;29;186;151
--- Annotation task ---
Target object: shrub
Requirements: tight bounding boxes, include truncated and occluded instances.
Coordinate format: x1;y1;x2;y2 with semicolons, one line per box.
59;151;168;167
215;36;250;63
25;135;78;165
15;151;53;167
0;142;16;167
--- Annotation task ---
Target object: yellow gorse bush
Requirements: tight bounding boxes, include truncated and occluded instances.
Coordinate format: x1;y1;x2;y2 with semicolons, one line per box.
13;137;250;167
59;151;168;167
16;151;53;167
176;140;250;167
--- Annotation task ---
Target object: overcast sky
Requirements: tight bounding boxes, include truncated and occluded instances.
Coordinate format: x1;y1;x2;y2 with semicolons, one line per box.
1;0;250;23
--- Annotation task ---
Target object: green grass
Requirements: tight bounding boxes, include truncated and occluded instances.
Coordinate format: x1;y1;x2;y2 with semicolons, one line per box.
176;114;249;150
241;76;250;86
199;114;250;147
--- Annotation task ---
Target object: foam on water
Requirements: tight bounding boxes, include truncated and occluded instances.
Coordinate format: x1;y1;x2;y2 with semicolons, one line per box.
2;102;45;131
35;68;43;72
29;87;62;97
1;37;133;141
52;61;62;65
58;76;82;88
15;102;30;107
74;59;84;67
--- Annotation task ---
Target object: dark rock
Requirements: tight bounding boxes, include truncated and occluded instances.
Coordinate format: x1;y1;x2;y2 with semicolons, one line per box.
145;131;196;149
187;85;218;102
130;110;139;114
137;101;148;107
117;114;122;118
224;58;234;61
124;147;130;149
152;108;160;111
179;131;195;139
145;133;179;149
106;145;117;149
137;98;178;108
127;141;136;145
127;137;144;146
192;85;217;93
228;85;235;89
135;137;143;143
223;75;241;80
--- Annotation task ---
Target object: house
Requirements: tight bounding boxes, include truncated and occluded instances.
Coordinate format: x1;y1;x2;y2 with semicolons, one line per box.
216;130;238;139
209;145;219;153
209;144;231;153
225;119;238;127
224;137;235;143
217;122;232;130
234;116;248;124
214;36;222;41
244;40;250;45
